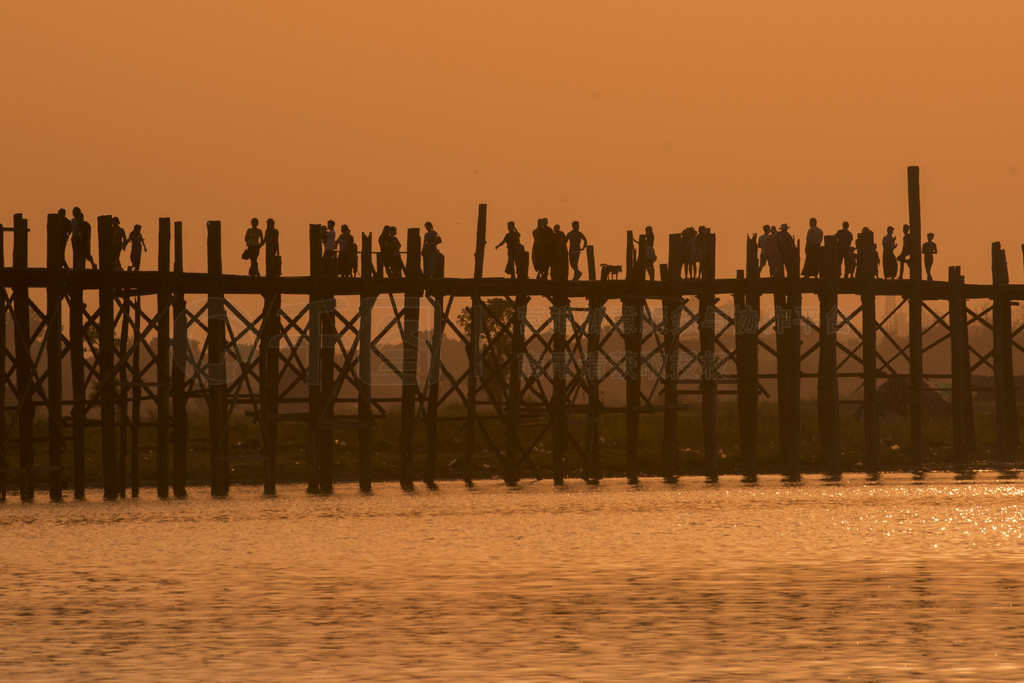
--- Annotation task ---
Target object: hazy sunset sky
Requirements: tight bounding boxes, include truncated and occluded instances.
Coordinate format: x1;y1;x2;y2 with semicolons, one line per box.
3;1;1022;280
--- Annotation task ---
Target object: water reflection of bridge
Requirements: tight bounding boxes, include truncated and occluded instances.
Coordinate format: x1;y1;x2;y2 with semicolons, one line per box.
1;167;1021;501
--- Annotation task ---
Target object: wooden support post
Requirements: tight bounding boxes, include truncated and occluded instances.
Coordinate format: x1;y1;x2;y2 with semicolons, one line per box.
171;221;188;497
316;232;335;495
13;214;35;501
625;231;635;281
361;233;373;278
661;263;681;483
97;215;117;500
624;294;641;484
699;234;719;482
464;298;479;486
992;242;1018;468
859;234;880;478
118;286;130;497
584;298;604;484
736;265;760;482
260;247;280;496
949;266;969;473
46;214;64;501
776;234;801;482
130;297;141;497
474;204;487;280
552;295;568;486
504;295;524;486
819;235;841;479
424;295;443;488
358;294;374;492
0;220;6;501
586;245;596;281
156;218;171;498
399;228;422;491
907;166;925;475
306;225;323;494
207;221;229;496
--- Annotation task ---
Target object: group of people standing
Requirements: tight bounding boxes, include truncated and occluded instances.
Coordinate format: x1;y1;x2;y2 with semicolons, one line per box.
57;207;146;271
315;221;443;279
761;218;940;281
242;218;282;277
497;219;590;280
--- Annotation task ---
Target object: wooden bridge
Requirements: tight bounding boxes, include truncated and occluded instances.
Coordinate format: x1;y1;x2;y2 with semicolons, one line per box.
1;167;1021;501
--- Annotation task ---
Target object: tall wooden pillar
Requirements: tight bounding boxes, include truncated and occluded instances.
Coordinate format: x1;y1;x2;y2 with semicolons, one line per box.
859;233;880;478
736;268;760;482
661;243;681;483
624;294;641;485
46;214;64;501
399;228;422;492
171;221;188;497
12;214;35;501
156;218;171;498
464;297;479;487
424;295;443;488
700;235;719;482
504;295;524;486
306;225;323;494
584;298;604;484
0;219;6;501
992;242;1018;467
260;234;281;496
551;295;568;486
207;221;229;496
97;215;118;500
819;236;841;479
357;294;374;492
948;266;969;473
907;166;925;475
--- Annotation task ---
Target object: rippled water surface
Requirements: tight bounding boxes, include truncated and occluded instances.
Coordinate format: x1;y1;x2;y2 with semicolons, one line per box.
4;473;1024;681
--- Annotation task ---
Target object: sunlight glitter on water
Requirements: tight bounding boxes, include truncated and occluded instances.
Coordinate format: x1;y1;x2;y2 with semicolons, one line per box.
3;473;1024;681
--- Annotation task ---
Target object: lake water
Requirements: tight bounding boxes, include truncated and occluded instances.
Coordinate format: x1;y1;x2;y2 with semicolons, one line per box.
3;473;1024;681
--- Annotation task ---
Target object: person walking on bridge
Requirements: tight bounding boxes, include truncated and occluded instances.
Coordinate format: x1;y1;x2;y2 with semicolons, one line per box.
567;221;588;280
264;218;281;277
244;218;265;277
836;222;854;278
496;221;524;279
922;232;937;281
422;221;443;277
882;226;898;280
127;224;147;271
802;217;823;278
71;207;96;271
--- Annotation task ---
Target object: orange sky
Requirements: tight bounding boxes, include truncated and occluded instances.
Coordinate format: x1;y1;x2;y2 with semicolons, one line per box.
3;1;1022;281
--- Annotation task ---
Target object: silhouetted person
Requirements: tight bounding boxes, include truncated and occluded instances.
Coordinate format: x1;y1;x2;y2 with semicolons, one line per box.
855;227;878;279
551;223;569;281
422;221;443;277
496;221;524;278
778;223;797;277
757;225;771;275
244;217;264;277
127;224;147;271
265;218;281;277
532;218;554;279
634;226;656;281
379;225;402;278
695;226;712;278
836;222;854;278
71;207;96;270
881;226;898;280
680;227;697;279
336;224;356;277
57;208;73;268
111;217;127;270
567;221;588;280
322;221;338;275
802;217;823;278
765;225;783;278
923;232;937;281
897;224;912;279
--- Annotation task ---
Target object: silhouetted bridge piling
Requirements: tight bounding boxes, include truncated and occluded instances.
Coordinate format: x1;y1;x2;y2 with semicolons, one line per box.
1;167;1022;501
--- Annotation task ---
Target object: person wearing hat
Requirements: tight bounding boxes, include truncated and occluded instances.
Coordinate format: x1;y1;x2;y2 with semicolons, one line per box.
778;223;797;278
922;232;938;281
